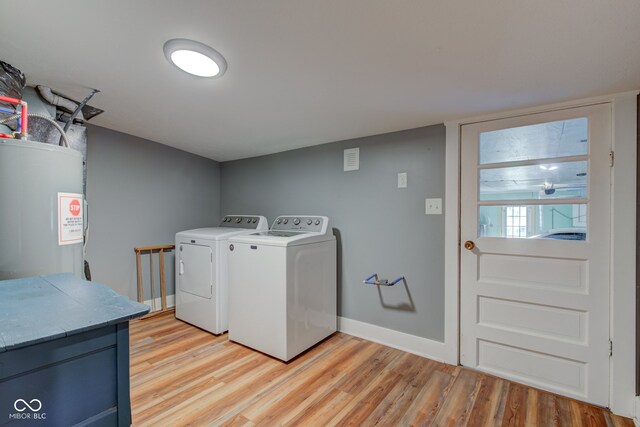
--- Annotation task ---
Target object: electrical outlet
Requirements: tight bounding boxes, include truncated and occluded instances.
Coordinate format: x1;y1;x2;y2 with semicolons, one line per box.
425;198;442;215
397;172;407;188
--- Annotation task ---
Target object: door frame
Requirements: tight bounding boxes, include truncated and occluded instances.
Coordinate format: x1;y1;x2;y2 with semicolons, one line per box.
443;91;638;416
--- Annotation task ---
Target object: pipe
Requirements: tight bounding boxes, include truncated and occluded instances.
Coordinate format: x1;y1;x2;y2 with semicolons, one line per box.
36;86;84;121
0;113;69;147
63;88;99;134
0;106;17;136
0;96;28;137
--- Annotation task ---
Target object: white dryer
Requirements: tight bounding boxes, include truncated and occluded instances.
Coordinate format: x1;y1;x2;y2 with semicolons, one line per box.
175;215;268;334
228;215;336;361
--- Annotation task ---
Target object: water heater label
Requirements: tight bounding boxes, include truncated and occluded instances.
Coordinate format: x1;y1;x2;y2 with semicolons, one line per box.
58;192;84;246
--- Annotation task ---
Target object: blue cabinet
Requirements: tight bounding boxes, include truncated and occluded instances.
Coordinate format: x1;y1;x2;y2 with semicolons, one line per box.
0;274;148;426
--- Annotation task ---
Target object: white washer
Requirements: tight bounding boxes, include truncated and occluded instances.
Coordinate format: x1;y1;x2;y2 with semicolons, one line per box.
228;215;336;361
175;215;268;334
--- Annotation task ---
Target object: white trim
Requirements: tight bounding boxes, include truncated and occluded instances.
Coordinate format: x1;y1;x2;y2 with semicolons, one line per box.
337;316;447;363
610;92;638;417
445;90;638;417
443;123;460;364
143;294;176;312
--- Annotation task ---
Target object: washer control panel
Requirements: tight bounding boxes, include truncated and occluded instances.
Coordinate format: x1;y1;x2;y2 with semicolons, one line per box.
219;215;263;229
272;216;325;232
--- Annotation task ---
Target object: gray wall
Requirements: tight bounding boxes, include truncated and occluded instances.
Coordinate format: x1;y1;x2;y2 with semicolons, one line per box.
221;125;446;341
85;125;220;300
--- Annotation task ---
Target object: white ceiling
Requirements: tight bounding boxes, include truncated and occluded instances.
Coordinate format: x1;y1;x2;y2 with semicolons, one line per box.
1;1;639;161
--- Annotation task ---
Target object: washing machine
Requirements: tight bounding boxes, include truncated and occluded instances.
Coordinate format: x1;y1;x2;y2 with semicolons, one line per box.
175;215;268;334
227;215;336;361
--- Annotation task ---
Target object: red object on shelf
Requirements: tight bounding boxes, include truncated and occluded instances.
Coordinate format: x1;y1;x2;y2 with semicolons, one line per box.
0;133;14;139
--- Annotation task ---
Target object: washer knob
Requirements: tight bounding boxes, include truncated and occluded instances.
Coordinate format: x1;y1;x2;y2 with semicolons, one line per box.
276;218;282;224
283;219;289;224
252;218;257;223
315;219;321;225
236;218;242;223
307;219;312;225
293;218;301;225
246;218;252;223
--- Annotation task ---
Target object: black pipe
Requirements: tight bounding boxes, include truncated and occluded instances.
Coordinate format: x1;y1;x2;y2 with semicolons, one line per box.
60;89;99;145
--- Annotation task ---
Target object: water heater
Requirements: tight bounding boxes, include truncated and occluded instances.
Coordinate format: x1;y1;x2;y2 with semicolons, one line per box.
0;138;84;279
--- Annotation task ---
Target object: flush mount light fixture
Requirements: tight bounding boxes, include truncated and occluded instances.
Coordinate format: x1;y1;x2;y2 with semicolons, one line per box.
163;39;227;78
539;165;558;171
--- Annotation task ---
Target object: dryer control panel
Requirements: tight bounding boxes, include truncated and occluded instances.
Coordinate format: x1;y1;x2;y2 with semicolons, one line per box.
271;216;328;233
219;215;264;229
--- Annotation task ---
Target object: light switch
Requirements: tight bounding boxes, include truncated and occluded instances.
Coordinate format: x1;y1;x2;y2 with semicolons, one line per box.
425;198;442;215
397;172;407;188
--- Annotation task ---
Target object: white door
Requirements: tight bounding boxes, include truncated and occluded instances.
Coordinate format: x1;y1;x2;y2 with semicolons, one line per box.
460;103;611;405
178;244;213;298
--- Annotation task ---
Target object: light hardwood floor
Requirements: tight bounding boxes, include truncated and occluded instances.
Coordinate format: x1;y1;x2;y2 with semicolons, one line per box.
130;311;634;426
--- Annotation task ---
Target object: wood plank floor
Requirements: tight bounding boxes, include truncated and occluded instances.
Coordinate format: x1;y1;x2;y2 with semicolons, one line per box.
130;311;633;426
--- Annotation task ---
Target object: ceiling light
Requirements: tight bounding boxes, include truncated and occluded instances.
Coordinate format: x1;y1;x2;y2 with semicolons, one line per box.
163;39;227;78
543;182;556;195
539;165;558;171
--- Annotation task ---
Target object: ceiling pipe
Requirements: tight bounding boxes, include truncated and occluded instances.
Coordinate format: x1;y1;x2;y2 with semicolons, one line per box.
36;86;85;121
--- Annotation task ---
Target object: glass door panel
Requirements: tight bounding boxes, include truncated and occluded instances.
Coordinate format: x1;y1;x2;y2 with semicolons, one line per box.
479;117;588;164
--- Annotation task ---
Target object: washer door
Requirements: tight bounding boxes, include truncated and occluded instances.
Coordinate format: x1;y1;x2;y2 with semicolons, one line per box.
178;244;213;299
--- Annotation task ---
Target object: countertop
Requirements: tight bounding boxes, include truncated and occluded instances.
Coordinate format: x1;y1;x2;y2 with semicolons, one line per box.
0;273;149;352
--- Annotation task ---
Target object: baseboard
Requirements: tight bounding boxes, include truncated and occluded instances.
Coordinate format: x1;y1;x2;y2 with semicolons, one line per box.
143;294;175;312
337;316;447;363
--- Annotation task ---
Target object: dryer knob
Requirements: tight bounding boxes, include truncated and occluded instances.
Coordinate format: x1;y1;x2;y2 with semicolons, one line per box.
315;219;321;225
283;219;289;224
236;218;242;223
246;218;252;223
307;219;312;225
293;218;301;225
276;218;282;224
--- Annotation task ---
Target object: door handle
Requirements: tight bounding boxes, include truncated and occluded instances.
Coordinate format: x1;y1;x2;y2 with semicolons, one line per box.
464;240;475;250
179;260;184;275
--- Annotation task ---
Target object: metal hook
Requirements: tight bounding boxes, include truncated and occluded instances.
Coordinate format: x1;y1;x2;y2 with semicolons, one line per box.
363;273;404;287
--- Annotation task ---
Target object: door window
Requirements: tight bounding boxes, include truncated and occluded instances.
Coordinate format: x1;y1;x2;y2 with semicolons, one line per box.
478;118;589;240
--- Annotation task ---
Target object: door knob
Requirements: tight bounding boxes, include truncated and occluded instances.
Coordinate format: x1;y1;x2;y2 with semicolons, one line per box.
464;240;475;250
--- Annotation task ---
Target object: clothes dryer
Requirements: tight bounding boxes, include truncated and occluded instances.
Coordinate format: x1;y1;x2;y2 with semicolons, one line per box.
175;215;267;334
